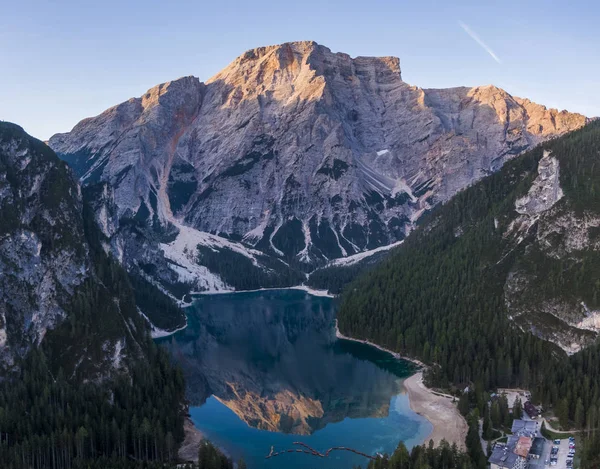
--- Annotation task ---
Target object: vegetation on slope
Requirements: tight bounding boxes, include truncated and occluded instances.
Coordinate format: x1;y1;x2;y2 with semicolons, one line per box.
364;440;477;469
338;122;600;456
0;346;185;468
128;271;187;331
307;250;391;294
0;123;187;468
0;206;187;468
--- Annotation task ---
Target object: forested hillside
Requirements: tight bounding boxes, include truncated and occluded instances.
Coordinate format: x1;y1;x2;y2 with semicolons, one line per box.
307;250;391;294
338;121;600;435
364;440;476;469
0;123;186;468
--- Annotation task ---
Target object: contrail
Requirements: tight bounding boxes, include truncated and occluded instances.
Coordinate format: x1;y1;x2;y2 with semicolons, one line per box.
459;21;502;64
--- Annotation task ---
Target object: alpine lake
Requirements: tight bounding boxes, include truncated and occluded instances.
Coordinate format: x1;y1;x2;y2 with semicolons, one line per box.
157;289;431;469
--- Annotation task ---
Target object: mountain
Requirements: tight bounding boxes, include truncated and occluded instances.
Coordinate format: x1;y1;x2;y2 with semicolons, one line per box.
339;120;600;354
0;122;149;378
337;121;600;431
0;122;186;467
48;41;588;306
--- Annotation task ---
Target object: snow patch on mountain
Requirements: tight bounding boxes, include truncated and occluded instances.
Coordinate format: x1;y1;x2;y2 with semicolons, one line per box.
391;179;417;201
269;219;285;257
178;223;262;264
111;339;124;370
577;303;600;333
243;216;269;244
159;226;231;292
325;240;404;267
331;226;348;257
0;321;7;348
138;308;189;338
160;221;283;292
297;220;312;263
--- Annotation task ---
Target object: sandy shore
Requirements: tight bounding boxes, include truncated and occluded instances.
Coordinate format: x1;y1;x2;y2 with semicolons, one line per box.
178;417;204;462
403;371;468;449
335;324;466;449
179;416;234;463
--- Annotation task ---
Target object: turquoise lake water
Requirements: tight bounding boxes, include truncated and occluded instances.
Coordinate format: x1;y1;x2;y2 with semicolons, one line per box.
159;289;431;469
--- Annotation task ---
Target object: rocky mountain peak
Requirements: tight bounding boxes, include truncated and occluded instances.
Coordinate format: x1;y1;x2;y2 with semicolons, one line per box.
208;41;403;107
233;40;320;67
226;41;401;75
48;42;588;300
140;76;202;112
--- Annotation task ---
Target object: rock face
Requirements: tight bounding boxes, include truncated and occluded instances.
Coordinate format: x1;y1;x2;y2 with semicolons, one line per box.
496;126;600;353
336;121;600;356
504;151;600;353
0;123;87;369
0;123;147;378
515;150;563;215
49;41;588;294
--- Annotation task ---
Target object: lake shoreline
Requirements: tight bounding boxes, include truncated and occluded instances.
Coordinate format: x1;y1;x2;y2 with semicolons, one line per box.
403;372;468;450
335;321;467;450
175;293;467;464
179;416;234;463
153;286;334;340
179;417;204;462
334;320;426;368
194;284;334;298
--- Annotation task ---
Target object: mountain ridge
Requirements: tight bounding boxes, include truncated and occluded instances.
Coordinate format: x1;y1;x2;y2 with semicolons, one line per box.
48;41;589;317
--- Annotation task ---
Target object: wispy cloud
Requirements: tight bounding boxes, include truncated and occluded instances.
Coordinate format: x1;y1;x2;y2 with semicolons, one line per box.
459;21;502;64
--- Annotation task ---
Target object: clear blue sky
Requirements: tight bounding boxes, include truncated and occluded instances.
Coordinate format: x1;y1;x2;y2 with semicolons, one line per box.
2;0;599;140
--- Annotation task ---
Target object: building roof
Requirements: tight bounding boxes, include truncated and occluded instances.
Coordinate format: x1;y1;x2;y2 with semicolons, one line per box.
489;445;520;468
524;401;539;417
530;437;545;456
514;436;533;458
511;419;538;436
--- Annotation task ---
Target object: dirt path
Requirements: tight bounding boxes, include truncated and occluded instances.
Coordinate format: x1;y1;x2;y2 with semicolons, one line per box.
541;418;580;434
403;372;468;450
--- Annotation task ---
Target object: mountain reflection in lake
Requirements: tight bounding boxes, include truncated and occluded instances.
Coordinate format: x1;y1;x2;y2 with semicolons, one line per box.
159;289;431;469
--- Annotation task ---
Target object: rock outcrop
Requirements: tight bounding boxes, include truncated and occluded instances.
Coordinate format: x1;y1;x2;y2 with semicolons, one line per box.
48;41;588;300
0;122;148;378
515;150;563;215
502;146;600;353
0;123;87;369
